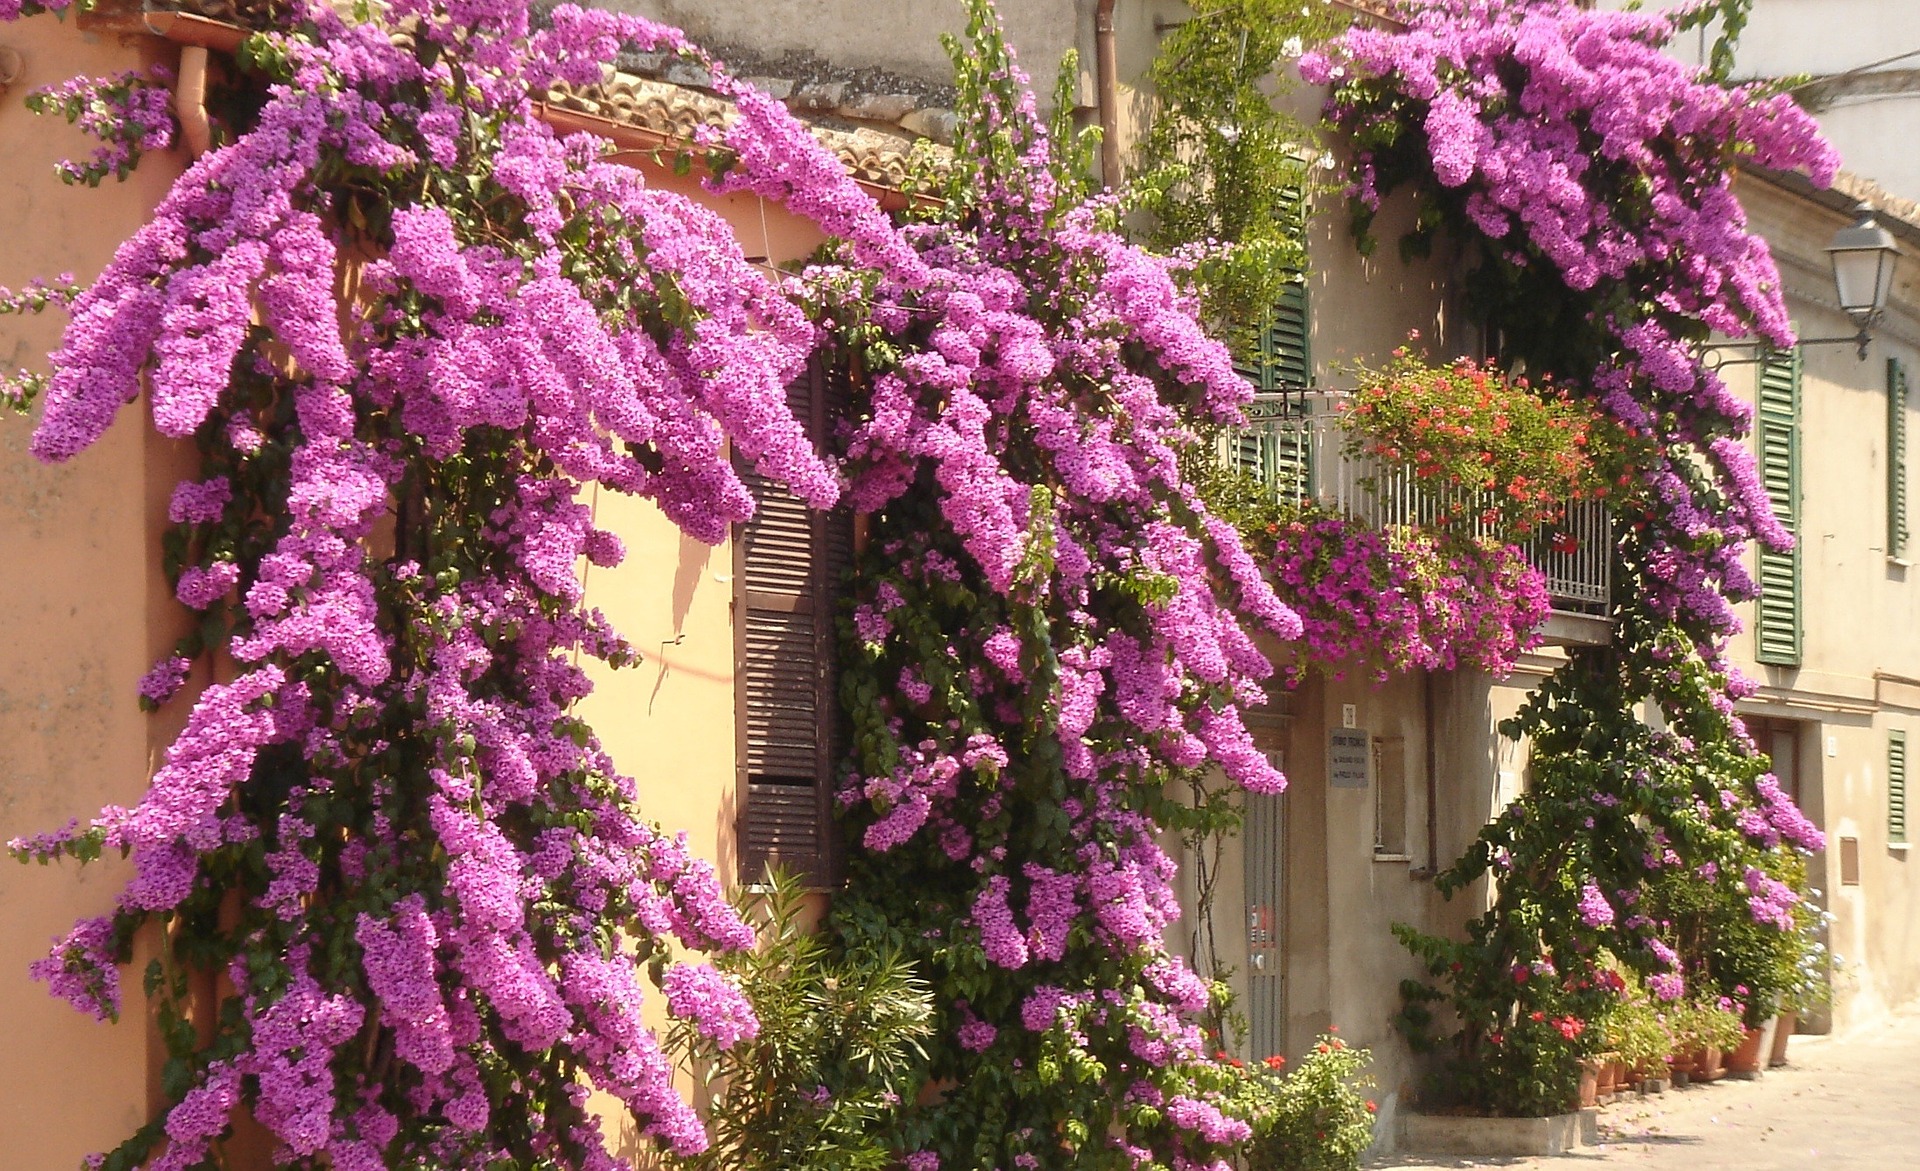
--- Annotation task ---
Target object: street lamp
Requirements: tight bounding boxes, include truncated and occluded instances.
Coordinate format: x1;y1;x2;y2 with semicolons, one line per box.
1825;206;1901;357
1699;203;1903;367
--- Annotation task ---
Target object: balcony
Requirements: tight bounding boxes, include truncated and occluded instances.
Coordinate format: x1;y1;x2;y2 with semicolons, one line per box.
1223;390;1613;631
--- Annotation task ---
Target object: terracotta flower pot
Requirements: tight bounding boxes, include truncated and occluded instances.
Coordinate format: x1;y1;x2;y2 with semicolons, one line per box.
1725;1022;1770;1075
1692;1044;1725;1083
1666;1050;1696;1077
1578;1060;1600;1108
1596;1057;1620;1098
1770;1011;1798;1067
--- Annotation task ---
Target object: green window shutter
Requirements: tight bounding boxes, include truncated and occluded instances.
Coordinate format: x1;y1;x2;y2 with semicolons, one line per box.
1226;214;1313;503
1890;357;1909;559
1891;729;1908;845
1756;346;1802;666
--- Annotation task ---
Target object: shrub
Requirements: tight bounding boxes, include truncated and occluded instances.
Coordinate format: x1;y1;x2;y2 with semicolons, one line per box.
1219;1034;1377;1171
668;870;935;1171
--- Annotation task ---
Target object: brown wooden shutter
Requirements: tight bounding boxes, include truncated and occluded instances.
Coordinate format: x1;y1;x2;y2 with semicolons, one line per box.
736;362;851;886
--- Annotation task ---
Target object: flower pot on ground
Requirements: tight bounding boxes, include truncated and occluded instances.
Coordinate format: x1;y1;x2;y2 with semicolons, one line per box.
1691;1045;1726;1083
1770;1011;1798;1067
1595;1057;1619;1100
1725;1019;1773;1076
1578;1060;1600;1108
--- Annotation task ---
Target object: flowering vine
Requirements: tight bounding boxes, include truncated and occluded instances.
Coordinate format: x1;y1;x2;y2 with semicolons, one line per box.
25;66;178;186
804;7;1306;1168
4;0;870;1166
1308;0;1832;1110
6;0;1309;1166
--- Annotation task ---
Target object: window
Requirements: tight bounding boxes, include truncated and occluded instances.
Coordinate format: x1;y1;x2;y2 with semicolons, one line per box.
1891;729;1908;847
735;362;852;886
1890;357;1909;560
1226;183;1312;502
1756;345;1802;666
1373;735;1408;857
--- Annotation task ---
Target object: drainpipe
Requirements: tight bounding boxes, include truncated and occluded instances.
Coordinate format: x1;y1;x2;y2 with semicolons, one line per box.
173;45;212;158
1095;0;1121;188
1420;669;1439;878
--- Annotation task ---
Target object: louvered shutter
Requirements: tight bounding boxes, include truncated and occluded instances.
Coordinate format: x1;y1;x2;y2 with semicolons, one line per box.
1268;279;1311;499
1222;182;1313;504
1756;346;1802;666
1890;358;1909;559
737;363;851;886
1891;730;1908;845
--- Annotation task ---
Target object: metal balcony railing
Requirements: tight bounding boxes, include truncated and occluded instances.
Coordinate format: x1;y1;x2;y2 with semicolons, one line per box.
1221;390;1612;615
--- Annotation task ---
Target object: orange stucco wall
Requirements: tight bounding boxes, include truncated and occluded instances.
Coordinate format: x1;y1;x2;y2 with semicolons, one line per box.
0;16;194;1170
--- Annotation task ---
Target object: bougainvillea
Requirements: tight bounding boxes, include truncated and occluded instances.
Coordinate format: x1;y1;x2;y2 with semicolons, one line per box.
1308;0;1832;1110
24;66;178;186
808;7;1307;1167
1255;510;1548;683
1306;0;1835;652
5;1;849;1167
5;0;1305;1167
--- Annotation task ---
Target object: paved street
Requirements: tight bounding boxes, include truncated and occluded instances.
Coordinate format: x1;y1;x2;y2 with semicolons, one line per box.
1373;1014;1920;1170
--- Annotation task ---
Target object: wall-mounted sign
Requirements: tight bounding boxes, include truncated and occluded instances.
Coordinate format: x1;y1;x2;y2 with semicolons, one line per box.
1329;728;1371;789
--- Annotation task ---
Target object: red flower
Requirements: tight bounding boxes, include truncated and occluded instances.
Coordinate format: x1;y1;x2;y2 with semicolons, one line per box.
1264;1055;1286;1070
1366;1100;1378;1114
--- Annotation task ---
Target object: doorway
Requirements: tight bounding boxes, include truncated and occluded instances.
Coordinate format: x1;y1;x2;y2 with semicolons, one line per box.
1244;749;1287;1060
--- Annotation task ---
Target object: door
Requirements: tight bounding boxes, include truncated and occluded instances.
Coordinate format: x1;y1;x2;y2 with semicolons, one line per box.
1244;749;1287;1061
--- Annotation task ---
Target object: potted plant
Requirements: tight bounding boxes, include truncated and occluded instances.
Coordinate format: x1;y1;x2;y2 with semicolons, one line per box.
1670;999;1744;1084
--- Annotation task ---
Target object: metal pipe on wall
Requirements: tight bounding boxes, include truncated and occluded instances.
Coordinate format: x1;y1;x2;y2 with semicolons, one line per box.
1095;0;1121;187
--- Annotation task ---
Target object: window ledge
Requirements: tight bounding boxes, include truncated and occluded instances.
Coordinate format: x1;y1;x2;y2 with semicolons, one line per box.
1889;557;1911;569
1372;852;1414;864
1890;841;1912;853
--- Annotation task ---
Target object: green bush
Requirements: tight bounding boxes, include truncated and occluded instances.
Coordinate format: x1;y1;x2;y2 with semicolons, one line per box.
668;870;934;1171
1220;1034;1377;1171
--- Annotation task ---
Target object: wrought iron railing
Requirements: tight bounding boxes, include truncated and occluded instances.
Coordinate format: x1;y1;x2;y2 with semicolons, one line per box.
1221;390;1612;615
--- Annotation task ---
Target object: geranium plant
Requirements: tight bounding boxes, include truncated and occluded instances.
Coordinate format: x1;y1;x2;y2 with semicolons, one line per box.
1342;348;1630;539
1253;509;1548;683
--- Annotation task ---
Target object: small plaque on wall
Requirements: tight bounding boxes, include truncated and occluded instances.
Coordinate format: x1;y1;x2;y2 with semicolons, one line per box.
1329;728;1371;789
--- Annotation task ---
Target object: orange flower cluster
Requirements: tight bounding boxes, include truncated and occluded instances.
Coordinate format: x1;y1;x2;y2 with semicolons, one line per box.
1342;350;1627;541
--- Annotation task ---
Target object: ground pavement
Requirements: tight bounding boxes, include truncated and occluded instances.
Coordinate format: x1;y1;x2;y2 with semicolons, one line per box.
1370;1013;1920;1170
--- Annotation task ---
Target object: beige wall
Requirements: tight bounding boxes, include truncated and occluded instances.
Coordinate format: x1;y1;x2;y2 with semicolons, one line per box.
599;0;1094;90
0;16;193;1169
1725;174;1920;1032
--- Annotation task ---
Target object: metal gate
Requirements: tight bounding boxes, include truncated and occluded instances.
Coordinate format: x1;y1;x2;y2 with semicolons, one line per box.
1243;750;1286;1061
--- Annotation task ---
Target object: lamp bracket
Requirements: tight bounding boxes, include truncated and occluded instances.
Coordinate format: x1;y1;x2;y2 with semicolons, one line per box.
1696;327;1874;369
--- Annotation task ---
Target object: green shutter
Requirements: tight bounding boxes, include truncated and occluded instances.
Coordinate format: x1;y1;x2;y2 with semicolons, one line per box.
1225;232;1313;502
1891;729;1908;845
1756;346;1802;666
1890;357;1909;559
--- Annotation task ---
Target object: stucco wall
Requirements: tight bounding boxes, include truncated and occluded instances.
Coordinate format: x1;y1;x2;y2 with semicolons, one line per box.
0;16;192;1170
598;0;1093;91
1724;174;1920;1031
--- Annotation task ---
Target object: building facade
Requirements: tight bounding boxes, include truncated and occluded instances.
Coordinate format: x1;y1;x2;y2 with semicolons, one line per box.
5;0;1919;1164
